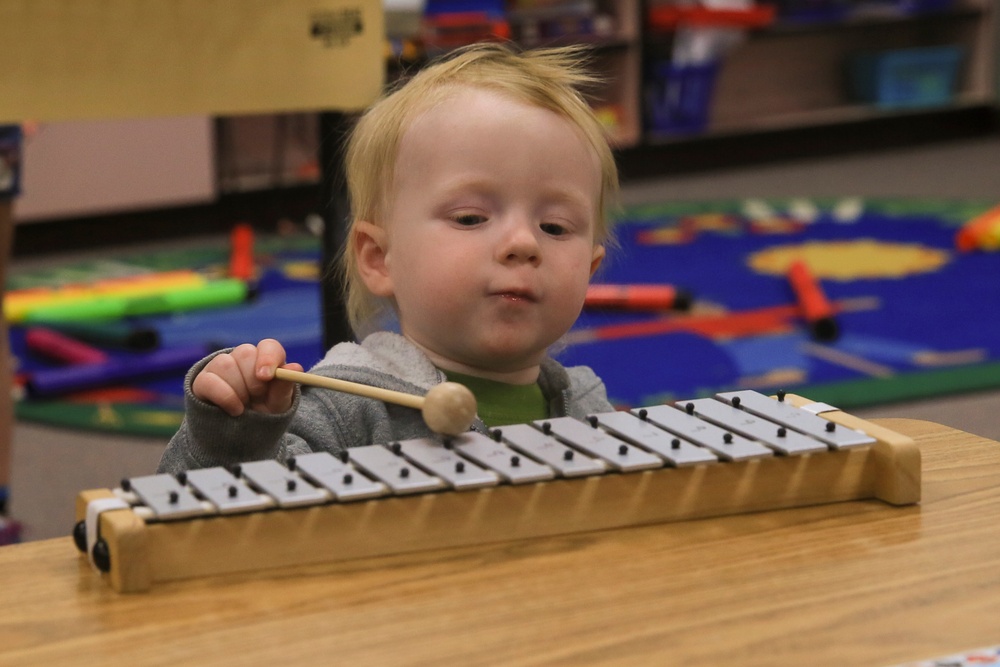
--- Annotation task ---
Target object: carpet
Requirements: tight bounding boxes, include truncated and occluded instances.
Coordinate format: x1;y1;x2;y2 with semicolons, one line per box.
9;197;1000;437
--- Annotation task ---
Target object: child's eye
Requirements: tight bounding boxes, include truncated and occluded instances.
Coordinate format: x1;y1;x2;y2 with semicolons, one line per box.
453;213;487;226
540;222;568;236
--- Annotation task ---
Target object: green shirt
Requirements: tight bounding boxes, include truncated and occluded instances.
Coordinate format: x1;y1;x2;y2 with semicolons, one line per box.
442;370;548;427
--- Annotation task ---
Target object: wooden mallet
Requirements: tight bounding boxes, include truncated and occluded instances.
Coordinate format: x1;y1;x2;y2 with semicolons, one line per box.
273;367;477;436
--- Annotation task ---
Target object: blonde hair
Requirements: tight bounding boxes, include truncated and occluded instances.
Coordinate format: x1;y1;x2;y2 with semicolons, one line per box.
341;42;620;336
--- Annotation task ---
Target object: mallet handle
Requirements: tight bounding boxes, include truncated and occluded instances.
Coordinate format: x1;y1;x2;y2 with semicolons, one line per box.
273;367;423;410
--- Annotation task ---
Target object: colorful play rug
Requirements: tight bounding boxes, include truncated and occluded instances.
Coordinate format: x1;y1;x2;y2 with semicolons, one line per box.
8;233;325;437
562;197;1000;409
7;198;1000;438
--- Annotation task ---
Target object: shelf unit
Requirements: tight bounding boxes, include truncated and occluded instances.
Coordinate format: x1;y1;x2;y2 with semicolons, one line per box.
213;0;996;191
511;0;643;147
644;0;998;142
417;0;644;148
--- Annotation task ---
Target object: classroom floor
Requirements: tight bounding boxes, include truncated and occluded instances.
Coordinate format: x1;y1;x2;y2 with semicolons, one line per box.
8;133;1000;541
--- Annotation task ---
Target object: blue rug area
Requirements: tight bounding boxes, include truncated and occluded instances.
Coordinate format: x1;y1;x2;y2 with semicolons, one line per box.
557;198;1000;409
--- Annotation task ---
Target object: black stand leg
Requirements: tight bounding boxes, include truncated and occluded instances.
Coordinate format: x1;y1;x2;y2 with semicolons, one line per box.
318;111;355;349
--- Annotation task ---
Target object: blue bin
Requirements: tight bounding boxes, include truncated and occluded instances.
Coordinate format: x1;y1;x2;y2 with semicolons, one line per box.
774;0;851;24
848;46;964;109
645;61;719;135
852;0;954;17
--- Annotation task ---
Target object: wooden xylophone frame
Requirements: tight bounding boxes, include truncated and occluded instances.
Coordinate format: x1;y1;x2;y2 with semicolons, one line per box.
74;395;921;593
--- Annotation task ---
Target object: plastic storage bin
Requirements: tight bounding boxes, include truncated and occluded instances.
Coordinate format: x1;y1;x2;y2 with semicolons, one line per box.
848;45;964;109
645;61;720;135
774;0;851;24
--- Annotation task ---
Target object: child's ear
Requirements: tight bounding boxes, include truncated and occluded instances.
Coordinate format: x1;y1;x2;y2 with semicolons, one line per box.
590;244;606;277
354;221;394;297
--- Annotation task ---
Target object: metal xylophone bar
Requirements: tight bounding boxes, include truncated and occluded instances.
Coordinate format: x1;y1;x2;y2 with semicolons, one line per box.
74;391;922;593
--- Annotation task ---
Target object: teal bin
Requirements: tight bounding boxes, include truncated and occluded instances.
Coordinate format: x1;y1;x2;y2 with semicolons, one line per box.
848;45;964;109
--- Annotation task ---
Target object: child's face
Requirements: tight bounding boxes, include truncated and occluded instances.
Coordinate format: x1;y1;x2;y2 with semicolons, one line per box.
361;86;605;378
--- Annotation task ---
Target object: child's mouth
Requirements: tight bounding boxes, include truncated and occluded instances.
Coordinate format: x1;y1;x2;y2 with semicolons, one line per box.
494;290;537;303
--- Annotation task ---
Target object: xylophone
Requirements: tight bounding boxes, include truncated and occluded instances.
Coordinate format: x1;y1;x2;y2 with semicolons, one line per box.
73;390;920;593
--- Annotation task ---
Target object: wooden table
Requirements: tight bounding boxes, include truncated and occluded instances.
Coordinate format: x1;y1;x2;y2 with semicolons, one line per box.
1;418;998;666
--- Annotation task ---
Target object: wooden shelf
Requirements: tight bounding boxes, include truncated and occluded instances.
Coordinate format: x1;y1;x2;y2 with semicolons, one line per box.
619;103;996;181
658;94;994;140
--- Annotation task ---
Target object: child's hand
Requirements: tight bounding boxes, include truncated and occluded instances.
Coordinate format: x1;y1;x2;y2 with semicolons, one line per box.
192;338;304;417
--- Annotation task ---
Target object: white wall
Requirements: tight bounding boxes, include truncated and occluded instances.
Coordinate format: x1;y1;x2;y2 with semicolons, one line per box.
14;116;216;223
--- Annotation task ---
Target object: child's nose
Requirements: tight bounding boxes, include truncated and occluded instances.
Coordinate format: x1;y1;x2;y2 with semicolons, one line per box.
498;221;541;265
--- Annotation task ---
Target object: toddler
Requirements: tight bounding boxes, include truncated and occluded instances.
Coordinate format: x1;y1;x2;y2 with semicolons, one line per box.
158;42;620;473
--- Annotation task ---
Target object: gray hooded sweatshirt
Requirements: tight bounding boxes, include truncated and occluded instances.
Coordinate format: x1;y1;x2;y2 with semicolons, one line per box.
157;332;613;474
